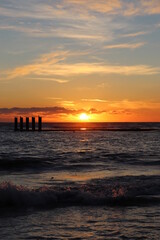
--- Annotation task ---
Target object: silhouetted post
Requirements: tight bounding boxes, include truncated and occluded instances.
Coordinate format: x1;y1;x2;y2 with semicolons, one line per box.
20;117;23;131
38;116;42;131
32;117;35;131
14;117;18;131
26;117;29;131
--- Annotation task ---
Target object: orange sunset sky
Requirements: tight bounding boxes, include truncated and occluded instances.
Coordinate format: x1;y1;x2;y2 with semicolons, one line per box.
0;0;160;122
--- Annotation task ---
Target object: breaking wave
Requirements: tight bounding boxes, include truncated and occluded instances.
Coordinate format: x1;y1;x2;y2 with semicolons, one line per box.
0;176;160;209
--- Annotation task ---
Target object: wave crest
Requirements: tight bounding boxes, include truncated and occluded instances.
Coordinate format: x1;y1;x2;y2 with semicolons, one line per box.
0;181;159;209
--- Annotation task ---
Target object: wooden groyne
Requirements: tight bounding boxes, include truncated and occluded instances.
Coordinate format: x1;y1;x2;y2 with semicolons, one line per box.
14;119;159;132
14;116;42;131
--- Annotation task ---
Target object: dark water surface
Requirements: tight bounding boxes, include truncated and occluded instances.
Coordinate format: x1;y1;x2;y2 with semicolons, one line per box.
0;122;160;239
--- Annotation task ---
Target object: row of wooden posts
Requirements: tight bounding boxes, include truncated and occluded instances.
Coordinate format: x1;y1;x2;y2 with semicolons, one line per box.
14;116;42;131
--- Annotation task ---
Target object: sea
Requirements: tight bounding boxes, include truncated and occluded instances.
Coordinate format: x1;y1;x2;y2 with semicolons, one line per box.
0;122;160;240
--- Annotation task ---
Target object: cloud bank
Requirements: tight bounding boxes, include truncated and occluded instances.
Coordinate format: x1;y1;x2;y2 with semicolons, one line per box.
0;107;105;116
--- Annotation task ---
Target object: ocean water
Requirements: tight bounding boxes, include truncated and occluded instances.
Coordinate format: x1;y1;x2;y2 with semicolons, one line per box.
0;122;160;240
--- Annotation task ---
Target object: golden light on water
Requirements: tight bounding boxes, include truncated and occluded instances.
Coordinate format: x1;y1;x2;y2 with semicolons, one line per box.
80;128;87;131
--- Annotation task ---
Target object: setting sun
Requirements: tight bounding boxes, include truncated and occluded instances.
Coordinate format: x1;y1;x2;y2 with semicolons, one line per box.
79;113;89;121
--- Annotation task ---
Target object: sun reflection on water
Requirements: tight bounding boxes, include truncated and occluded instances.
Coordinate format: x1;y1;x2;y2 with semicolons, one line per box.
80;128;87;131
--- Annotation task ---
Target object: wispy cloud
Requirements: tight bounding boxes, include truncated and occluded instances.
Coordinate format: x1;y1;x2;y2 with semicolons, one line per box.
140;0;160;15
0;2;68;20
104;42;146;49
46;98;62;101
66;0;160;16
0;23;105;41
3;51;69;80
122;31;149;38
0;1;160;23
82;99;108;103
2;50;160;81
59;101;75;107
106;99;160;110
65;0;122;14
123;0;160;16
27;77;69;84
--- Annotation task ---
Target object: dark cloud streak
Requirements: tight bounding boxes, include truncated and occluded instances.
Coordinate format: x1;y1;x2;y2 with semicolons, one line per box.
0;107;106;116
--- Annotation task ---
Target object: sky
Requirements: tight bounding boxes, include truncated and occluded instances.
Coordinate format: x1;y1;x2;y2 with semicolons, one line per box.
0;0;160;122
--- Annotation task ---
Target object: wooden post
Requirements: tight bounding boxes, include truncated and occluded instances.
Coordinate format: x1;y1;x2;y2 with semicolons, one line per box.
14;117;18;131
32;117;35;131
20;117;23;131
26;117;29;131
38;116;42;131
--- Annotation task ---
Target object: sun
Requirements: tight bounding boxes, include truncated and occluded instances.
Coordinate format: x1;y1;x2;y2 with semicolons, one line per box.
79;113;89;121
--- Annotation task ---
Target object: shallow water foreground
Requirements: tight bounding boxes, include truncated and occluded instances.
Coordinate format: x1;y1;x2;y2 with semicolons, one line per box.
0;206;160;240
